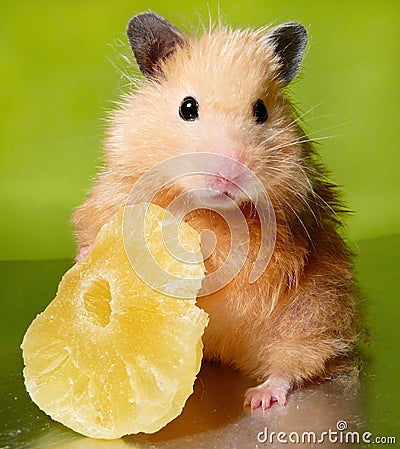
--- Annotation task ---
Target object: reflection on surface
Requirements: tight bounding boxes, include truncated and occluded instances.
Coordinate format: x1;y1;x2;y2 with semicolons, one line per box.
0;234;399;448
123;364;363;449
52;438;131;449
1;357;364;449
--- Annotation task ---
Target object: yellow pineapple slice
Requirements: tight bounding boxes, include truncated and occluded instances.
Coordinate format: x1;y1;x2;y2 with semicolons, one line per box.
21;203;208;439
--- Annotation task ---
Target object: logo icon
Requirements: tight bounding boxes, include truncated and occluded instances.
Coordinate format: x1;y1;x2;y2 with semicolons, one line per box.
122;153;276;298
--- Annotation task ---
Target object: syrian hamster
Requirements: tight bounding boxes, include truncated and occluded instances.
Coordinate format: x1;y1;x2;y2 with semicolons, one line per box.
73;12;358;409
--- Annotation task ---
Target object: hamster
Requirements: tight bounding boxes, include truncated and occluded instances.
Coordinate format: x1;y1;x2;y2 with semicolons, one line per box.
73;12;358;409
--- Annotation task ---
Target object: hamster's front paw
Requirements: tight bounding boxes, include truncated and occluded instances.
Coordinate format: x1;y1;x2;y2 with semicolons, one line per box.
75;244;93;262
244;375;291;410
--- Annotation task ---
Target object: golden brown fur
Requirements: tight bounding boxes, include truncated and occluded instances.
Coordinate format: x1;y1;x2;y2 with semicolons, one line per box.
73;23;358;395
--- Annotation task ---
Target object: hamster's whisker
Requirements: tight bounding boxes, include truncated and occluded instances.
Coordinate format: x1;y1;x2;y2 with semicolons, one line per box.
258;122;311;149
291;103;324;124
260;121;303;146
304;119;353;138
258;109;315;147
259;104;324;145
308;188;345;226
265;160;343;225
265;157;334;184
263;134;340;154
277;193;315;248
264;166;320;225
259;115;350;152
263;155;341;222
267;190;298;250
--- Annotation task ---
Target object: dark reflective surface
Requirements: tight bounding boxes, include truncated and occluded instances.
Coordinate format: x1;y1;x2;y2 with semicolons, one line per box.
1;235;399;448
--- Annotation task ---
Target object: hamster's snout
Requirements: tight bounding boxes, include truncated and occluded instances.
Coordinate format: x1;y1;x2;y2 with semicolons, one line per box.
205;173;243;196
174;156;251;208
177;120;256;205
200;157;253;206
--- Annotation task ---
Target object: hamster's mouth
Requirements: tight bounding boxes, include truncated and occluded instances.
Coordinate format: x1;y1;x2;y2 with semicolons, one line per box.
203;174;245;203
172;174;249;209
211;191;235;202
194;188;245;209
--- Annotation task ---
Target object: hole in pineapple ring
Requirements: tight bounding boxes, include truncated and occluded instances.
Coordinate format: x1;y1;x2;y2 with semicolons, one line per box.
83;277;112;327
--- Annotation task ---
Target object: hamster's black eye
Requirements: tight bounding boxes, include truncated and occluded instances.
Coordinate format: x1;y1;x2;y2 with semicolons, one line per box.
179;96;199;121
253;99;268;124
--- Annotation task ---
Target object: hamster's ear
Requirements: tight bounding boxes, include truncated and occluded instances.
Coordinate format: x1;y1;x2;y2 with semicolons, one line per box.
127;12;186;79
260;23;307;85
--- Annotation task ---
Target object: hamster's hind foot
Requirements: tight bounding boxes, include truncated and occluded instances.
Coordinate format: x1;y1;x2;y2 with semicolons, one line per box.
244;375;292;410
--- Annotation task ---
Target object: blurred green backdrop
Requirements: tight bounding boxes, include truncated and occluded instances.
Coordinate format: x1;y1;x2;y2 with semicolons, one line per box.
0;0;398;260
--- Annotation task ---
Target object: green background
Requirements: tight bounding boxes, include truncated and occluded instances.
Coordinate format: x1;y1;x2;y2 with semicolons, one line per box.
0;1;399;444
0;0;399;259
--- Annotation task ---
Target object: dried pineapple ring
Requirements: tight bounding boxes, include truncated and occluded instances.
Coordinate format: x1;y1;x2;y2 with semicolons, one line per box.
21;203;208;439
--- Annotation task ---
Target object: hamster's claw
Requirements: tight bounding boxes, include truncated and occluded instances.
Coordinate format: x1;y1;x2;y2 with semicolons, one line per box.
244;375;291;410
75;244;93;262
